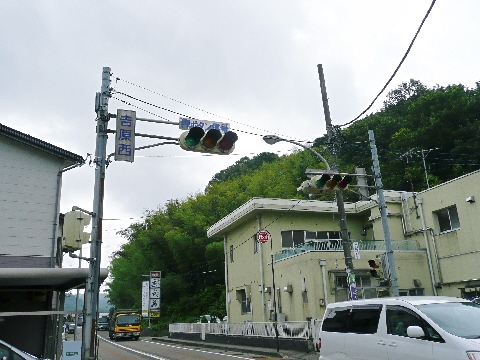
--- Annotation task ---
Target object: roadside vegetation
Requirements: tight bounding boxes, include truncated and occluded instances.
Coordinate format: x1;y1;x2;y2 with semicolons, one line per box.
107;80;480;333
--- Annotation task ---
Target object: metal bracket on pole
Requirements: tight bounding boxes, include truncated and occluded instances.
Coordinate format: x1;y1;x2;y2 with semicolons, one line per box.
68;251;95;263
71;206;96;218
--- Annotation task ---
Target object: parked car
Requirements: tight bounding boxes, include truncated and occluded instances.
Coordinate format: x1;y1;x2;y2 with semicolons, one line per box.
67;323;76;334
198;315;220;323
0;339;40;359
318;296;480;360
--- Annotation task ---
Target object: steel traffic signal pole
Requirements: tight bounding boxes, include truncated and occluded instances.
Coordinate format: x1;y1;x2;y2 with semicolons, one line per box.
317;64;358;300
368;130;400;296
83;67;111;360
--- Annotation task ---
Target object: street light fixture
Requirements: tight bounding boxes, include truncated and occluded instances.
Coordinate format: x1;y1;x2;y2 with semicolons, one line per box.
262;135;330;171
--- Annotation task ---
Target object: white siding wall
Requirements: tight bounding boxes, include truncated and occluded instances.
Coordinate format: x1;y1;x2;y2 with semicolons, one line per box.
0;137;64;259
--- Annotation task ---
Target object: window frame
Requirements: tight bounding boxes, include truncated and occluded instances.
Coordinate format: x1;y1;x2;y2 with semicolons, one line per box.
322;304;382;334
386;305;444;342
435;206;460;233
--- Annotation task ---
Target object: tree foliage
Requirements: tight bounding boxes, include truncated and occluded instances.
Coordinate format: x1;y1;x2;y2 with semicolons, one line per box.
107;80;480;330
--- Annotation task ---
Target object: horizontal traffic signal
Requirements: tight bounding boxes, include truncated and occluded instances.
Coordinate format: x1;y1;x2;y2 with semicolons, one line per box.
179;126;238;154
297;173;354;195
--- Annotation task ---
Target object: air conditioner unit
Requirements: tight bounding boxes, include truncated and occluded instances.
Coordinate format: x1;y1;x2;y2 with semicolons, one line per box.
264;287;271;294
284;285;293;293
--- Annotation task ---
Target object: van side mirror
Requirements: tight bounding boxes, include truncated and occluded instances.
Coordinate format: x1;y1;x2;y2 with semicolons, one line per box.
407;325;425;338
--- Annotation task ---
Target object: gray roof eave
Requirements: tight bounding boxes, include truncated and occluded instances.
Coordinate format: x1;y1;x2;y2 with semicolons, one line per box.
0;123;84;166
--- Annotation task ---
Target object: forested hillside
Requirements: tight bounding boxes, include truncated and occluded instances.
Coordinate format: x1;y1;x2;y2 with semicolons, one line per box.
107;80;480;330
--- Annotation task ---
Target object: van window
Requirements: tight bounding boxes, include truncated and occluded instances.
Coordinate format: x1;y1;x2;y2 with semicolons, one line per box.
349;306;382;334
386;305;443;342
322;305;382;334
322;307;350;332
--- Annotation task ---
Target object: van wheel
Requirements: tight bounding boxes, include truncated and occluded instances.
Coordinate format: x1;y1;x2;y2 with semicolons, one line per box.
134;336;139;341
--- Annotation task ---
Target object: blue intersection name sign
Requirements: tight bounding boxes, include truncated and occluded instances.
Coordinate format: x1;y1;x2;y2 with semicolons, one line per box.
179;117;230;133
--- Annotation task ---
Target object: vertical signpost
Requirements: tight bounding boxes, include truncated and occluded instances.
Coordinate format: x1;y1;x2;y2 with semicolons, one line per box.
141;281;149;319
257;230;279;353
149;271;161;326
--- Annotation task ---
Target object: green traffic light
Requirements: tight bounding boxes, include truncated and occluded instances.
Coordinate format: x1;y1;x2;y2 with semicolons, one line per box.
315;174;331;188
184;127;205;147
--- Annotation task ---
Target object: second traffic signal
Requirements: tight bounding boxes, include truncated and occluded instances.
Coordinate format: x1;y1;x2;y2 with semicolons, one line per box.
179;126;238;154
297;173;353;195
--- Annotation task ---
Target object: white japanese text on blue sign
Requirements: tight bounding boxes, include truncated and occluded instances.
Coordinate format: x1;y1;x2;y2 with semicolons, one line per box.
179;117;230;133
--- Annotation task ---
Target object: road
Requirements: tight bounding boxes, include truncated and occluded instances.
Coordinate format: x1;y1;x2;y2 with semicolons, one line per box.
96;333;266;360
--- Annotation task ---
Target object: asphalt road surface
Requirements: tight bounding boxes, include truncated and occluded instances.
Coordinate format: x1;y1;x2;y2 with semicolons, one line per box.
96;333;269;360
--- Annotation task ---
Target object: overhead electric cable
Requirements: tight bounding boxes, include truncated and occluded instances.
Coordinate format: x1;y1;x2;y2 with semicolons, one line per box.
342;0;436;127
114;76;308;142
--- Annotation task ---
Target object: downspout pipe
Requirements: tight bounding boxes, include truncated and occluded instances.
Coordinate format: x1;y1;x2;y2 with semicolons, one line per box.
428;228;443;283
416;198;438;295
224;234;229;323
319;259;328;306
256;214;266;322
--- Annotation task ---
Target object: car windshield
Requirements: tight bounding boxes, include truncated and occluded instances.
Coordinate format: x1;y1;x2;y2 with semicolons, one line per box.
416;302;480;338
117;314;140;325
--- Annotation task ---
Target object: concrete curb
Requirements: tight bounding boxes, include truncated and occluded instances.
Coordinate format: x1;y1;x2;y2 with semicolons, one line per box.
151;336;285;358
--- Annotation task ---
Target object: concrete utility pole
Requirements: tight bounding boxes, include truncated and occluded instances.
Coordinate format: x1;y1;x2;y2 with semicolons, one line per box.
368;130;400;296
317;64;357;300
83;67;111;360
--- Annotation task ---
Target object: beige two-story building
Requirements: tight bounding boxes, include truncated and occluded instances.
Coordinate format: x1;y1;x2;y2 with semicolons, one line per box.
207;170;480;323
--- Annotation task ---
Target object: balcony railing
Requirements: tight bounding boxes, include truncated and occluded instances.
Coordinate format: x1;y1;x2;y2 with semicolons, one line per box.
275;239;421;261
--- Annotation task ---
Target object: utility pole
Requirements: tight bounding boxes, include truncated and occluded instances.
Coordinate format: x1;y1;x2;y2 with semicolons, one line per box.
83;67;111;360
368;130;400;296
317;64;357;300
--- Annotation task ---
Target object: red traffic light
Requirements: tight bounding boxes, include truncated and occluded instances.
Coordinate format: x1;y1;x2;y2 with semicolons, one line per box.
337;175;352;190
217;131;238;152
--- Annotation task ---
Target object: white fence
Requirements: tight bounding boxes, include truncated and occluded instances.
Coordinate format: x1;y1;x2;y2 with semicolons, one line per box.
169;320;322;341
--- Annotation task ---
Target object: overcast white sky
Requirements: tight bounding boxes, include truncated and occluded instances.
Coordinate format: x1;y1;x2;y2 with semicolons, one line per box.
1;1;479;276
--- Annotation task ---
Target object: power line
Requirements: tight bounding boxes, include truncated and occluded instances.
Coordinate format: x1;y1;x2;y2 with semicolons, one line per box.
342;0;437;127
113;76;308;143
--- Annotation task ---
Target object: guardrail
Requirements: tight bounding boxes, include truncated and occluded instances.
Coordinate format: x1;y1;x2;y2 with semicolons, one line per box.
169;321;316;340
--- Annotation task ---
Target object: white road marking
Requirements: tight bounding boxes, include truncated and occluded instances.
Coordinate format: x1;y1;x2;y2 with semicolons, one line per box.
98;334;254;360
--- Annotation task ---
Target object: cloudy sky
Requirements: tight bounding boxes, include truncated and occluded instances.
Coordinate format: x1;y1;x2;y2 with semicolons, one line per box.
1;1;479;275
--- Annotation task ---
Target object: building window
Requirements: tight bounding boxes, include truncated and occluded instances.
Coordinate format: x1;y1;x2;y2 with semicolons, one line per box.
436;206;460;233
335;275;383;301
230;245;234;262
253;234;258;254
236;289;251;314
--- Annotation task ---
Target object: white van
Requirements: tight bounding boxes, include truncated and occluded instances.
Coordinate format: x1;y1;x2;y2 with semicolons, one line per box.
318;296;480;360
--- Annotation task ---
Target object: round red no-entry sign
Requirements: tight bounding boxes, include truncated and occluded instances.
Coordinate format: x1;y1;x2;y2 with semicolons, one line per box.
257;230;271;244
